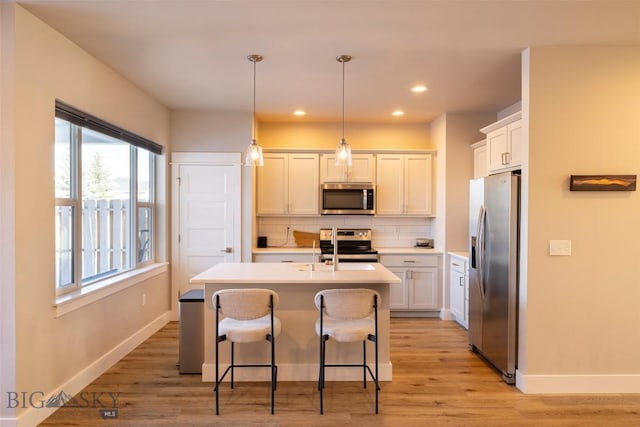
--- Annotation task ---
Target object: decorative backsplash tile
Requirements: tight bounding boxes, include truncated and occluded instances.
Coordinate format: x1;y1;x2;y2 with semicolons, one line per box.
257;216;433;248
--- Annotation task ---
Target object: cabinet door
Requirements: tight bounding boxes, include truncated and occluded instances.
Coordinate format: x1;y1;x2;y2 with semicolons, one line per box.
486;127;509;174
257;153;288;215
376;154;404;215
450;265;465;323
463;271;469;327
288;153;319;215
388;267;408;309
405;154;433;215
320;153;375;182
506;120;522;168
473;144;487;178
319;154;346;182
348;154;375;182
408;268;439;310
254;253;314;263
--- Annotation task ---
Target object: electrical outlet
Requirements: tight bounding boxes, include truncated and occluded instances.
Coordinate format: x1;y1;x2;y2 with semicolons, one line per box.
549;240;571;256
142;293;147;306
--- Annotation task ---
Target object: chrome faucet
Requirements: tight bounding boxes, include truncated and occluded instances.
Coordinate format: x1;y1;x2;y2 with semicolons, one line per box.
332;226;339;271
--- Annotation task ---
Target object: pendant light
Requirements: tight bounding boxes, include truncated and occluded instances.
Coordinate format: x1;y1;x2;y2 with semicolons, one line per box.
245;54;264;167
335;54;353;167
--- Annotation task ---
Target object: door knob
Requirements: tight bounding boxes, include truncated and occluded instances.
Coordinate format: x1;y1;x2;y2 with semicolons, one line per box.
220;247;233;253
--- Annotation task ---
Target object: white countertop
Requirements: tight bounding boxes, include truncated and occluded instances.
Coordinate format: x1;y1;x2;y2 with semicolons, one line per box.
449;251;469;259
377;247;441;255
252;247;442;255
190;262;401;285
253;247;317;253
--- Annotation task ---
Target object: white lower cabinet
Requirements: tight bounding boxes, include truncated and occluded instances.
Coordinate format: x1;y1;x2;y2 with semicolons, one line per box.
380;254;441;316
253;252;316;263
449;253;469;329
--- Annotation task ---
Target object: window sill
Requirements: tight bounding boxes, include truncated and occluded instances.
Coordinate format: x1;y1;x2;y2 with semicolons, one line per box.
54;263;169;318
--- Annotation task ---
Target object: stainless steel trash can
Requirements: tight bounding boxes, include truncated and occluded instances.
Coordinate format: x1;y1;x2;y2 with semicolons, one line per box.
178;289;204;374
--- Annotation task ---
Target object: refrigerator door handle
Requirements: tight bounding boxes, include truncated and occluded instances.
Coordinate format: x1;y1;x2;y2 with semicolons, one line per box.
477;205;486;300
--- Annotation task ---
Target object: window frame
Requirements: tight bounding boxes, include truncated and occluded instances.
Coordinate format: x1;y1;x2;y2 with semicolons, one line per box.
55;102;160;297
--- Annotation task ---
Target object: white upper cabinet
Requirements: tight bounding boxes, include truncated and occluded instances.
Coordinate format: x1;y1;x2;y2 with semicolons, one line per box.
471;139;487;178
320;153;375;182
376;153;434;216
257;152;319;216
481;111;522;175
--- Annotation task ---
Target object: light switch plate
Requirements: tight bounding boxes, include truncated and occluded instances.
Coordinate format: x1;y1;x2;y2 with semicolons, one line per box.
549;240;571;256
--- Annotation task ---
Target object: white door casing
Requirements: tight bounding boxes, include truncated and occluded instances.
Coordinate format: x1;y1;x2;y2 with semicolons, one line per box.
171;152;241;317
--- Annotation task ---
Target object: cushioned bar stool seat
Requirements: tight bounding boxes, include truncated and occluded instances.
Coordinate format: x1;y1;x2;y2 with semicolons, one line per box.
315;288;380;414
213;288;281;415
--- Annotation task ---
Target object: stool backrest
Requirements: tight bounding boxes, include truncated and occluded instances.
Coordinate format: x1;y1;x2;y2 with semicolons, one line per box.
314;288;379;320
213;288;278;320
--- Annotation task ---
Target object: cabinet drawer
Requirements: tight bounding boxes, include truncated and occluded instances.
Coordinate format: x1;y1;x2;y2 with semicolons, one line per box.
254;253;314;263
450;257;467;273
379;254;438;268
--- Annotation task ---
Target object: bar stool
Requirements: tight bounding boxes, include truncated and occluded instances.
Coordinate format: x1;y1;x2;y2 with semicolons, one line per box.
314;288;380;414
212;288;281;415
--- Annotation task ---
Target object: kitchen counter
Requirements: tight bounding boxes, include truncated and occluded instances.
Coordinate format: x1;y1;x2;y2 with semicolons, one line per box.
377;247;442;255
252;246;443;255
191;262;400;383
252;247;316;253
449;251;469;259
191;261;401;285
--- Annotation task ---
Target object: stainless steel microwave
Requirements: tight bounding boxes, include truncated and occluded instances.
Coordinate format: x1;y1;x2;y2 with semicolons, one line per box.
321;183;375;215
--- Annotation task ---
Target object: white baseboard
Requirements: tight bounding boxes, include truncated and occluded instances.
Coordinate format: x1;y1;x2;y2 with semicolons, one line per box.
390;311;440;318
440;309;455;320
0;418;17;427
516;371;640;393
17;311;171;427
202;362;393;382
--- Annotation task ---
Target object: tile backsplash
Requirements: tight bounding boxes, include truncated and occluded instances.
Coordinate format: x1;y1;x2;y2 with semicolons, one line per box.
257;216;434;248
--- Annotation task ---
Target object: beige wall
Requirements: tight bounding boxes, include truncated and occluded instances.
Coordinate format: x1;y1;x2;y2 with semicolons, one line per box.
430;112;495;314
259;121;431;150
0;2;18;423
8;5;171;419
170;109;255;262
442;113;495;253
521;46;640;390
170;110;252;152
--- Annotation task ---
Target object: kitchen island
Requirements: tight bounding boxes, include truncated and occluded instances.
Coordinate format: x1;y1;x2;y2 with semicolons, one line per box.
190;262;401;382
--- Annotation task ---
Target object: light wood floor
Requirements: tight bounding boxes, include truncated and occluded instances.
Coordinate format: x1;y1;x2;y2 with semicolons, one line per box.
41;318;640;426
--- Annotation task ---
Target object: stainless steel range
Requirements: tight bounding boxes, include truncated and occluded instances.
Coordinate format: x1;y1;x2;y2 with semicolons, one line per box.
319;228;379;263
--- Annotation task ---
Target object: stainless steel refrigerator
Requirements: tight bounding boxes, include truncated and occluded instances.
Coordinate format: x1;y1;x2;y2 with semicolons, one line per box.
468;171;520;384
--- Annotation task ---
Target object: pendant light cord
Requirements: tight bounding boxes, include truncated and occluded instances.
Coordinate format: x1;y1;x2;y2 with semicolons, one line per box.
341;58;345;140
252;58;256;141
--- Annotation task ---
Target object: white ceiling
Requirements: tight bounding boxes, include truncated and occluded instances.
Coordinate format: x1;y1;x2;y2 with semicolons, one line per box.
18;0;640;124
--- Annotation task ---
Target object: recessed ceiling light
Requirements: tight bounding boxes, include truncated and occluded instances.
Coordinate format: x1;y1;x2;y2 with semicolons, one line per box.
392;110;405;117
411;85;427;93
293;110;306;116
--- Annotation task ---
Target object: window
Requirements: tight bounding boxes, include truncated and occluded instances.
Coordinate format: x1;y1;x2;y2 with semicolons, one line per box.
54;101;162;295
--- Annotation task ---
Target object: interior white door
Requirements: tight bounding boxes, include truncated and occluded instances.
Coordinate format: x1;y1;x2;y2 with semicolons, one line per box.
176;163;239;295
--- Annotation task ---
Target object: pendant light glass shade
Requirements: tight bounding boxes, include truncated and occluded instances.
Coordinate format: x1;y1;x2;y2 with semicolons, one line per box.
335;138;352;166
245;139;264;166
245;54;264;167
335;55;353;167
